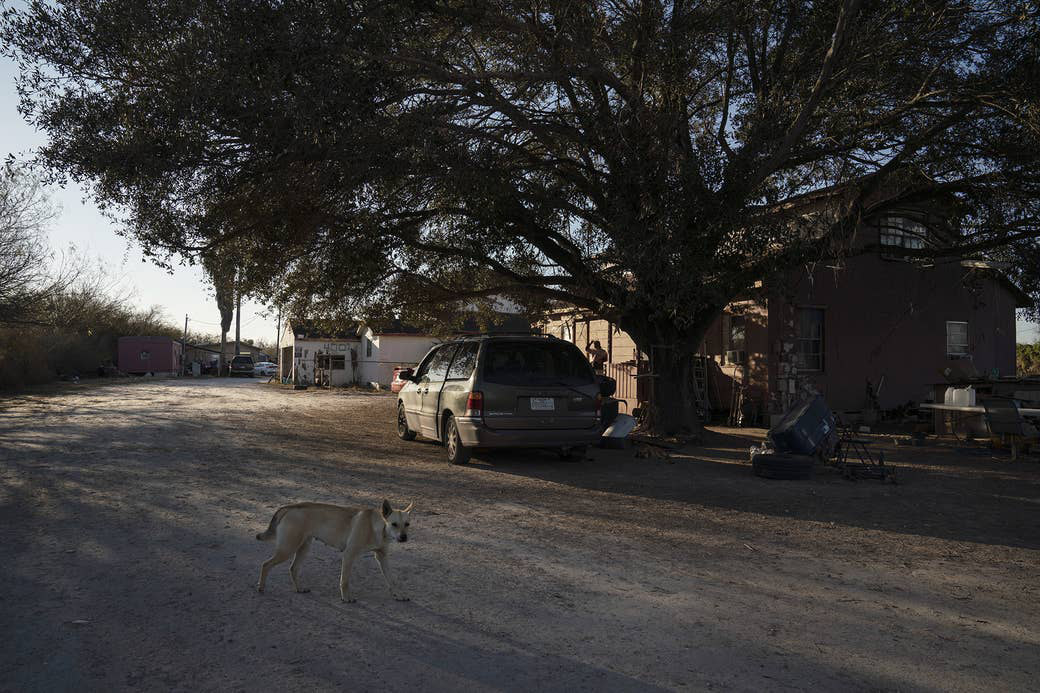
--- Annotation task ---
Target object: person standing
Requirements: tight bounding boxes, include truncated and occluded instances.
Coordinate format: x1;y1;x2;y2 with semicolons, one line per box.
586;340;608;374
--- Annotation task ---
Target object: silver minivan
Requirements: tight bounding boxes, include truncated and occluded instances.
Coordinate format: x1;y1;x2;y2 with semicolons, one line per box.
396;335;611;464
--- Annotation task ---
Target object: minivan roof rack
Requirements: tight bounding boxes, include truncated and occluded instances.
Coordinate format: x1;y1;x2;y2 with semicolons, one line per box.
449;331;555;339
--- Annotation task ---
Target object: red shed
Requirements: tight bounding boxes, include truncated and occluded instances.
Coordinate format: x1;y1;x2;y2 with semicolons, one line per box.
118;336;182;376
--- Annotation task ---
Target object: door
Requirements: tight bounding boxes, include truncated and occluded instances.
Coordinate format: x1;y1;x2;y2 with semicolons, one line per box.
401;346;440;431
418;344;458;438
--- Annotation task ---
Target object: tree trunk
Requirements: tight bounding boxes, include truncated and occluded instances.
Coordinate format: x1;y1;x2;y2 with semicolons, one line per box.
622;314;716;437
219;330;227;376
644;347;699;435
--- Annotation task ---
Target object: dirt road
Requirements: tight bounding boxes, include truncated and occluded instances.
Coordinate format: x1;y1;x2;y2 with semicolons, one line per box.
1;378;1038;691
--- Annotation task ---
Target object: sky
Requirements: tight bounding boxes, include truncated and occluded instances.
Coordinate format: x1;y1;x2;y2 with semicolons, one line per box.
0;58;280;345
1;53;1037;347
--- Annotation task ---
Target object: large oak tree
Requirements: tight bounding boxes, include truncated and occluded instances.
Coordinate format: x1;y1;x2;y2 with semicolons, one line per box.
4;0;1039;431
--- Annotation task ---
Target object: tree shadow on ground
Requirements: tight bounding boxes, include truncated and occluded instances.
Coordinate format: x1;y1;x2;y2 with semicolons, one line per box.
463;428;1040;550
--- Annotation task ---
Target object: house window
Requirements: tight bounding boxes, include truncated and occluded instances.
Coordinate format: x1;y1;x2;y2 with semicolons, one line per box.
331;355;346;370
729;316;746;351
794;308;824;372
365;338;373;358
946;321;969;358
879;216;928;249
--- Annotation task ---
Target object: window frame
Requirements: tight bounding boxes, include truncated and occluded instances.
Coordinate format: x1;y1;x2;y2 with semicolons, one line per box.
425;343;459;382
946;321;969;358
878;215;929;250
729;315;747;352
414;346;442;379
794;307;825;373
445;342;479;381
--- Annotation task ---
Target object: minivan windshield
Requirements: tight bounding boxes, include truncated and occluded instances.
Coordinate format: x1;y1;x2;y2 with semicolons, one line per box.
483;341;594;386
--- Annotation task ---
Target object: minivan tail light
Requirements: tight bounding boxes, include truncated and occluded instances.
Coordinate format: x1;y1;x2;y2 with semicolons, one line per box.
465;391;484;418
595;393;602;418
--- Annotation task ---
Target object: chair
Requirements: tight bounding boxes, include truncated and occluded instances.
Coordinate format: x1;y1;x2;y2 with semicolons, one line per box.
982;398;1040;461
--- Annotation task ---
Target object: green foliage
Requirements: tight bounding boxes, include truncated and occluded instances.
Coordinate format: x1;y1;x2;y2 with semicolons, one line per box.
1018;342;1040;376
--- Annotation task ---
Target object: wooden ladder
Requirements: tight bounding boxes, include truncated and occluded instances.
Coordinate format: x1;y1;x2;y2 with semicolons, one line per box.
691;356;712;417
728;364;746;426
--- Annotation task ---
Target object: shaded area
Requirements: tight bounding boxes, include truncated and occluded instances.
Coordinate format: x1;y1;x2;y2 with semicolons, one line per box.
1;379;1038;691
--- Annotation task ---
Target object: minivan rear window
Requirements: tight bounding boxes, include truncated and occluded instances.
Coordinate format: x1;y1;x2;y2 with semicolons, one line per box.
483;341;594;386
232;356;253;364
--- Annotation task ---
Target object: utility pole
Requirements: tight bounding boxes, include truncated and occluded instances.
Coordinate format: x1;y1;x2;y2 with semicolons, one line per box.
181;313;188;376
275;306;282;377
234;282;241;361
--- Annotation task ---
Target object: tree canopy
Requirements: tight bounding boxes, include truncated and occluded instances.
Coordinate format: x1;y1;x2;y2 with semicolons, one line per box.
4;0;1039;429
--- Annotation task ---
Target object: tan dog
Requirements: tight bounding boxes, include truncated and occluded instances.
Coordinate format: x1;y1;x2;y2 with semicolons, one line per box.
256;499;413;602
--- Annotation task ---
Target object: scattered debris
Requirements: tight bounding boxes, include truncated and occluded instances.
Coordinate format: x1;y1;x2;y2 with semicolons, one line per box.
600;413;636;449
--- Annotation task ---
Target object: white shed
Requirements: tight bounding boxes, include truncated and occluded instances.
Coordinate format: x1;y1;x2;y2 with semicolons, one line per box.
356;325;439;386
279;321;361;387
279;319;439;387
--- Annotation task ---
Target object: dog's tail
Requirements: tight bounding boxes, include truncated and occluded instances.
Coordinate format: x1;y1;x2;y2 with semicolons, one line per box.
256;506;290;541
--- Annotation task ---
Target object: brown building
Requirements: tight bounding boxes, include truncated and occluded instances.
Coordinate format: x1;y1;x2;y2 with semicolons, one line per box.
542;209;1028;423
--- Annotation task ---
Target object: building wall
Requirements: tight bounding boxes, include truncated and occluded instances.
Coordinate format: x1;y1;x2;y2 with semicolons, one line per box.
196;342;271;363
278;324;438;387
541;314;645;414
357;331;439;386
117;336;182;375
290;338;360;386
699;301;771;418
769;257;1019;413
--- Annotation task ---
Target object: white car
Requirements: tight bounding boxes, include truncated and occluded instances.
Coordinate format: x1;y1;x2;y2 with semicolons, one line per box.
253;361;278;377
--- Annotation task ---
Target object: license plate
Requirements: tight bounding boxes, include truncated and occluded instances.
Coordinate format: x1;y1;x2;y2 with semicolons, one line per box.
530;397;555;411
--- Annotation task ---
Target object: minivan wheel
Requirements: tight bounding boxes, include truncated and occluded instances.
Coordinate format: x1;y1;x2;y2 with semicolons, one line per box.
444;414;471;465
397;402;416;441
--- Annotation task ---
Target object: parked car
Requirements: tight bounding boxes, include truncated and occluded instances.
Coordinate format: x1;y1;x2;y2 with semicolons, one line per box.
396;335;614;464
253;361;278;377
229;355;255;377
390;365;414;393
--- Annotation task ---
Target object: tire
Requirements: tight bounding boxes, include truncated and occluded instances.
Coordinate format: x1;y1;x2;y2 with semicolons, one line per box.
559;446;588;462
444;414;471;465
397;402;417;441
752;453;815;480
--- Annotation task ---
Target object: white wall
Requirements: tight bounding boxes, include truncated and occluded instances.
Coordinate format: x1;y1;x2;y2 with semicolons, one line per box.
357;330;439;385
289;338;360;386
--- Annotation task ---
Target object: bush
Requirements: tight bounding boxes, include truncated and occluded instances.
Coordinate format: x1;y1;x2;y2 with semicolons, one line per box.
1019;342;1040;376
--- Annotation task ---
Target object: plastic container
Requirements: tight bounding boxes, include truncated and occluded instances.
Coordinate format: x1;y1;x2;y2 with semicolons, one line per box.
600;413;636;449
768;395;836;455
945;386;976;407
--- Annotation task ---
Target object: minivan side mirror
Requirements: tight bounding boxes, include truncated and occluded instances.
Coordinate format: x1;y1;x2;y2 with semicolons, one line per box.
596;375;617;398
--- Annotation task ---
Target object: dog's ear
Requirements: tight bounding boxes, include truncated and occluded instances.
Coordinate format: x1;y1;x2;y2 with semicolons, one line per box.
403;502;414;513
381;499;392;518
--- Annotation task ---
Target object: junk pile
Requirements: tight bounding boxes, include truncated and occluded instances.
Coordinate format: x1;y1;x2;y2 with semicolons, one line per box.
751;395;896;483
750;395;836;480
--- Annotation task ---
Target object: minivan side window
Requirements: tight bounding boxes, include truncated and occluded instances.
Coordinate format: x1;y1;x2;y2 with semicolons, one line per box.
414;346;441;379
425;344;459;381
446;342;479;380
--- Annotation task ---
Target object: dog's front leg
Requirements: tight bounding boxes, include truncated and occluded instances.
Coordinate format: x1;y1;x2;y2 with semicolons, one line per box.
339;550;361;603
373;549;408;601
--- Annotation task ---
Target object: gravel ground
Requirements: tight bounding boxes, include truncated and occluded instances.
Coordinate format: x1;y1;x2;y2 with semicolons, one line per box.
1;377;1038;692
